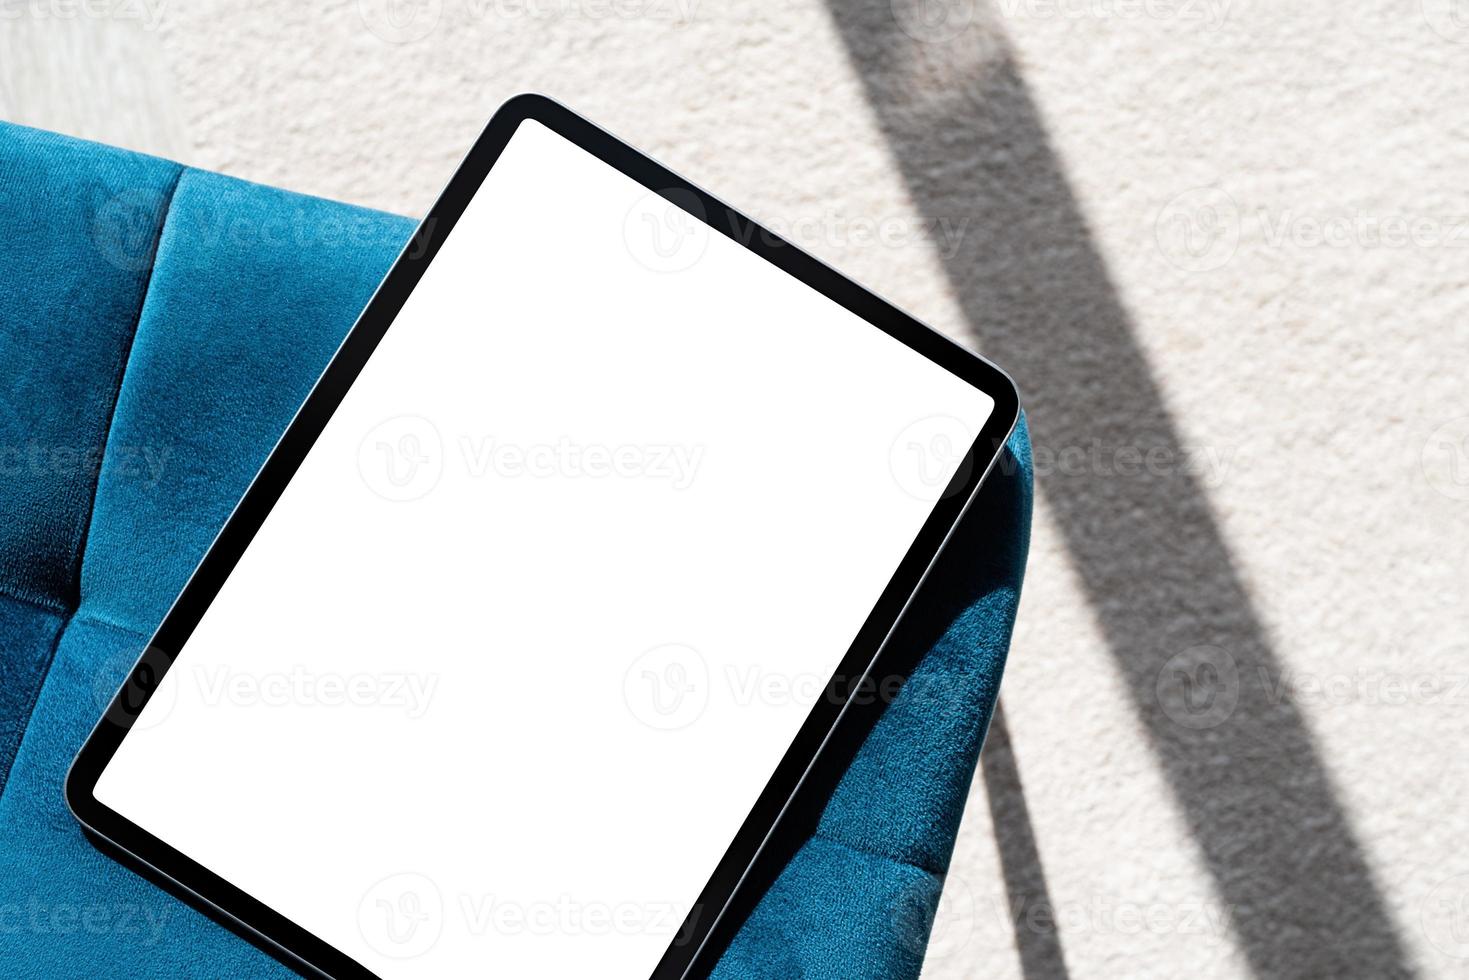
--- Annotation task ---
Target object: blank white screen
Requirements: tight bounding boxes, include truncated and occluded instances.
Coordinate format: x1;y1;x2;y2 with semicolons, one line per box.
95;118;995;978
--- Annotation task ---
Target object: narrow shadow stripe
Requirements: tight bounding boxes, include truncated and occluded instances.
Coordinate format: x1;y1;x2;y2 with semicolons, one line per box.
982;701;1071;980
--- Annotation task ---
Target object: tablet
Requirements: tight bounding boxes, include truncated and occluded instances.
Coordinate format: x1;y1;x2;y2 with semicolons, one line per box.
68;94;1019;980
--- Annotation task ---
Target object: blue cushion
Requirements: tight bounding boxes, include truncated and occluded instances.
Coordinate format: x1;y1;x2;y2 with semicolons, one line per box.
0;127;181;792
0;121;1032;979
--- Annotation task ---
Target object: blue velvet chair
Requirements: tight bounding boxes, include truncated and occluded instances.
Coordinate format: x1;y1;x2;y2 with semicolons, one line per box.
0;120;1031;979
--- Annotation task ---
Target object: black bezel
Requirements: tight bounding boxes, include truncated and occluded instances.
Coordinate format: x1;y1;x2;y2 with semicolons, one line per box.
66;93;1020;980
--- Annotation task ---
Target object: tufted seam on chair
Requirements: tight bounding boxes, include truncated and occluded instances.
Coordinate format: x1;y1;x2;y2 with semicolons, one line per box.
0;167;186;797
0;584;69;617
810;828;945;878
62;610;152;644
0;586;147;641
65;164;188;609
